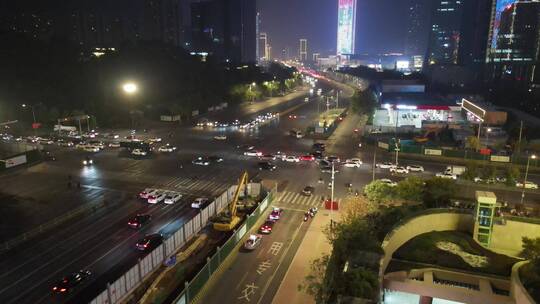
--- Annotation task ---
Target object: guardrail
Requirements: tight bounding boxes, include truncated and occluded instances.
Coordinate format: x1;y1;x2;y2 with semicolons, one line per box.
172;190;274;304
0;200;106;253
90;183;265;304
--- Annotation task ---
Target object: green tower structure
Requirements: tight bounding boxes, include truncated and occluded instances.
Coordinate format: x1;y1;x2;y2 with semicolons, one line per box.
473;191;497;247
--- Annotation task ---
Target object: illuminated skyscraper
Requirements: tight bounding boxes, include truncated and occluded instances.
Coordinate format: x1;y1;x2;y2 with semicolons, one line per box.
487;1;540;85
299;38;308;61
336;0;357;56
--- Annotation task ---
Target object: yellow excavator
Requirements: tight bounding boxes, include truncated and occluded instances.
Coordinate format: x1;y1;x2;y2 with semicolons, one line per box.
213;171;248;231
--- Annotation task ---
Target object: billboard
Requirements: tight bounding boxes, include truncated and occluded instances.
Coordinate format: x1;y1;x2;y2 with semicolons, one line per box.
337;0;357;55
491;0;518;49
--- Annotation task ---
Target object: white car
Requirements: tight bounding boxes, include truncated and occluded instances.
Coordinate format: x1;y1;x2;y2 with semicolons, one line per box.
109;142;121;148
191;197;209;209
192;157;210;166
378;179;397;187
158;145;177;152
516;181;539;189
344;158;362;168
214;135;227;140
148;192;167;204
285;156;300;163
436;172;457;180
164;193;182;205
88;141;105;149
390;166;409;174
244;150;262;157
406;165;424;172
376;162;395;169
132;149;147;156
83;146;100;153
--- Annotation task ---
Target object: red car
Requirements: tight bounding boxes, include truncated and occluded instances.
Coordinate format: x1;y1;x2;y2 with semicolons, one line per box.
259;220;275;234
300;155;315;161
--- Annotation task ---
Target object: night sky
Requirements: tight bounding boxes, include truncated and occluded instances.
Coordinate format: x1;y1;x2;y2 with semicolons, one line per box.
259;0;410;58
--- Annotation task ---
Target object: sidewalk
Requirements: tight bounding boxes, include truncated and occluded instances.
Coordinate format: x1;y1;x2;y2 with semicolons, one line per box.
271;208;340;304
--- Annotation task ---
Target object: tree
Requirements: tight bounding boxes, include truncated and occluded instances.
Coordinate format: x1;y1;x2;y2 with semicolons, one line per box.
423;178;457;208
465;136;480;150
505;166;521;186
396;176;425;202
522;237;540;272
462;162;479;180
299;255;332;304
341;196;378;225
481;164;497;180
363;180;394;204
343;267;379;300
350;89;376;117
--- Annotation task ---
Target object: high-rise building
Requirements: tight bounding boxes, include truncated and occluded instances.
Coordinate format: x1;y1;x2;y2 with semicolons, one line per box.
0;0;185;48
299;38;308;61
336;0;357;56
256;12;261;62
405;0;431;58
426;0;492;67
486;0;540;84
189;0;257;63
259;32;269;61
426;0;465;65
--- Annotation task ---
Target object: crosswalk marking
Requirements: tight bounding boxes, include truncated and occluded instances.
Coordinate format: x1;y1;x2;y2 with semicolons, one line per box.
276;191;340;207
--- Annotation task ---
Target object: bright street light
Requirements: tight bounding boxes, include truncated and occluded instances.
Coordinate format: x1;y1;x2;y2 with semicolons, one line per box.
520;154;537;205
122;82;138;94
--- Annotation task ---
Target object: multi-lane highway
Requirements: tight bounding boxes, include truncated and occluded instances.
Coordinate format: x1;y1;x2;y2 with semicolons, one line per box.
0;79;539;304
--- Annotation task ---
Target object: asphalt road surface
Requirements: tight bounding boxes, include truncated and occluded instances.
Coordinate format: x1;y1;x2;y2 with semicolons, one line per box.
1;80;539;304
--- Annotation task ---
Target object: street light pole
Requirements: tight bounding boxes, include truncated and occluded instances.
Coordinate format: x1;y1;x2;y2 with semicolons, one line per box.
22;104;37;136
520;154;537;205
485;127;491;148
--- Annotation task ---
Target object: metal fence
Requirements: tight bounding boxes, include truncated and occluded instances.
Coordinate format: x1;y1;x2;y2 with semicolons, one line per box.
89;183;265;304
377;141;540;168
173;190;274;304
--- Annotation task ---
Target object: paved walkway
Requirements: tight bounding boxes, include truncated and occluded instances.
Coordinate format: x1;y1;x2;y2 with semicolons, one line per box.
271;207;340;304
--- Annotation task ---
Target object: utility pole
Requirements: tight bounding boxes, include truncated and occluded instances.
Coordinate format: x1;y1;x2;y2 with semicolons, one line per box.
326;96;330;113
395;140;400;165
517;120;523;154
476;121;482;151
372;148;376;182
330;161;335;232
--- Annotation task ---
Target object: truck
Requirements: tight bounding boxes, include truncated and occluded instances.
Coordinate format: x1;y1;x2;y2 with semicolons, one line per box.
289;129;303;139
54;124;77;132
445;165;466;176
